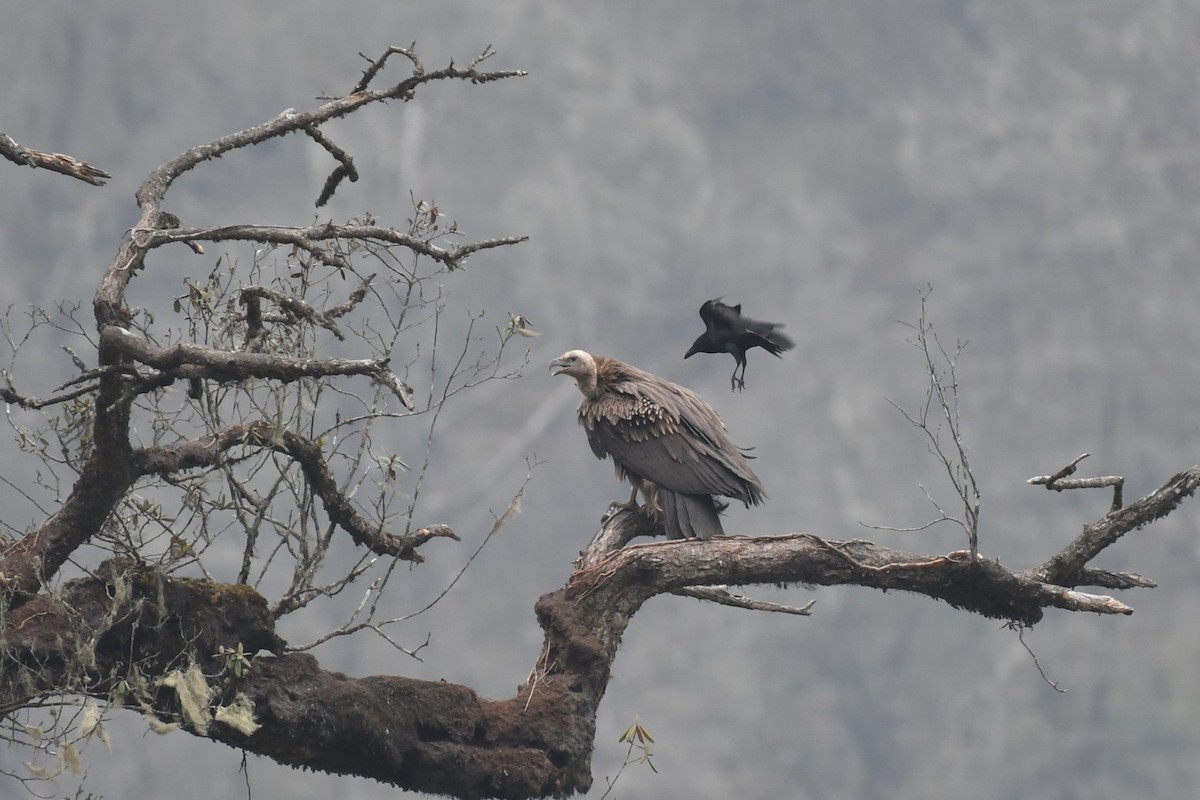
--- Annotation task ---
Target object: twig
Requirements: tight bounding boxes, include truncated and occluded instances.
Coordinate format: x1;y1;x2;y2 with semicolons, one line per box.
304;125;359;207
1007;622;1066;693
1;381;98;410
1027;453;1125;510
145;222;527;272
672;586;815;615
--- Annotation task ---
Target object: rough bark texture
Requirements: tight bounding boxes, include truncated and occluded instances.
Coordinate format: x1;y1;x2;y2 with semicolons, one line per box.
3;465;1195;798
0;131;111;185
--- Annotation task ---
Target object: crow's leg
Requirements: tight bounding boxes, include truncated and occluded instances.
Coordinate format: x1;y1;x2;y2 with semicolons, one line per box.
731;355;747;391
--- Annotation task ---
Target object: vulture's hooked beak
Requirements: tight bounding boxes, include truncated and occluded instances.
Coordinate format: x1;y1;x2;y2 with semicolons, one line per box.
548;356;568;376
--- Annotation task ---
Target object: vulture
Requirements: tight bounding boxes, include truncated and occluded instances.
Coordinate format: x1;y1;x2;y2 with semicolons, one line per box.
684;298;794;391
550;349;764;539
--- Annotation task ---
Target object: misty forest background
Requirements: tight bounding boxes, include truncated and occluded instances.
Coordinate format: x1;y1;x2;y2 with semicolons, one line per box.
3;2;1200;798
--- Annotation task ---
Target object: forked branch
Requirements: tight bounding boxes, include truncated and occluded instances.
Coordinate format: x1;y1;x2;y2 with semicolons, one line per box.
131;421;458;563
1027;464;1199;586
95;46;527;329
1026;452;1125;510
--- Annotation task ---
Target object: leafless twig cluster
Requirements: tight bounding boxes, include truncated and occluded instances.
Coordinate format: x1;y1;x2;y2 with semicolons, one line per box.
0;45;532;787
881;286;983;560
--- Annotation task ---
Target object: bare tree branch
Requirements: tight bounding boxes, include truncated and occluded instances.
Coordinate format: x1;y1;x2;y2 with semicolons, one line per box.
131;421;457;563
1;451;1193;796
134;53;526;214
0;131;110;186
138;223;527;272
94;49;527;330
1028;465;1200;586
1027;452;1125;510
1;378;99;410
671;586;816;615
303;124;358;207
98;325;413;406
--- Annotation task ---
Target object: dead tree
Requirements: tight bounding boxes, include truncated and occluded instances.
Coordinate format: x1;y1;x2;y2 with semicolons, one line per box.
1;47;1195;800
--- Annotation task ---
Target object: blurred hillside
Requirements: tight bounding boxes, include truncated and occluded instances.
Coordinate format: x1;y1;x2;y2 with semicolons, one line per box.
2;1;1200;798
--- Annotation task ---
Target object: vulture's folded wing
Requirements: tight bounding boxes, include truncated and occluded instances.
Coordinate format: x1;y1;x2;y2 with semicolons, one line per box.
582;370;763;505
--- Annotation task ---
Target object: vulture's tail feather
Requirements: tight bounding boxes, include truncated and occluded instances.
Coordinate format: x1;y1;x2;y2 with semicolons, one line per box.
661;490;724;540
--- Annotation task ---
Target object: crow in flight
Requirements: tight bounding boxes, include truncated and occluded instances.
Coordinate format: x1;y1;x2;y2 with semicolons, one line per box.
684;299;794;391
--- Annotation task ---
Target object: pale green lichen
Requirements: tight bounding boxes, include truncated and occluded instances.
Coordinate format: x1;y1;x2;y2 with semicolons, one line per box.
159;664;214;735
214;693;260;736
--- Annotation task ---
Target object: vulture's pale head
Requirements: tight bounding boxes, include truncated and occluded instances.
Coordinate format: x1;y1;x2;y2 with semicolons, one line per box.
550;349;600;397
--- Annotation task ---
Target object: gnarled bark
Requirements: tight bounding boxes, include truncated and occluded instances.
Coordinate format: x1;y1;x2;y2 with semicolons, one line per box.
3;465;1193;798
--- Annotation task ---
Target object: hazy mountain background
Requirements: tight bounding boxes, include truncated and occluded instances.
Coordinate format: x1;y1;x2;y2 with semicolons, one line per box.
3;1;1200;798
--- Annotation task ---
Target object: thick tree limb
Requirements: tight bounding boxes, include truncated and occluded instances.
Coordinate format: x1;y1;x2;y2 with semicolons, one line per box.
0;364;140;603
0;562;285;717
571;529;1099;627
98;326;414;407
101;325;381;379
0;447;135;602
2;465;1192;799
0;569;589;799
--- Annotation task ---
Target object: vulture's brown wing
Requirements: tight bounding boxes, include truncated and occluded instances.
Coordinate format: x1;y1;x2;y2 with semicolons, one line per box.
582;366;763;505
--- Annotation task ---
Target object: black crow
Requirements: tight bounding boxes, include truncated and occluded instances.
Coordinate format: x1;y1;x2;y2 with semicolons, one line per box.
684;299;794;391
